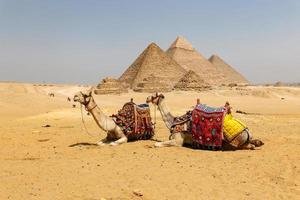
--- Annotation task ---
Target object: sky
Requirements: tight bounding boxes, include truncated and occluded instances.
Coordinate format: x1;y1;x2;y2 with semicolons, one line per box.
0;0;299;84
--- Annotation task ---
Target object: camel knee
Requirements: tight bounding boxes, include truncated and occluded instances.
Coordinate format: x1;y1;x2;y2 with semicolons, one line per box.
242;143;255;150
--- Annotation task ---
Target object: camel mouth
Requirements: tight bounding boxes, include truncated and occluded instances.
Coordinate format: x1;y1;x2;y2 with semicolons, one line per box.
146;96;152;103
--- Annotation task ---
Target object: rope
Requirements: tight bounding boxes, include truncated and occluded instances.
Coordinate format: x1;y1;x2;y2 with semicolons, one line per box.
80;103;98;137
153;104;157;129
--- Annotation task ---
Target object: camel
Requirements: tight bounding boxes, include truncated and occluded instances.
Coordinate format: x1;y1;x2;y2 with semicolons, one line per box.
48;93;55;97
146;93;264;150
73;88;128;146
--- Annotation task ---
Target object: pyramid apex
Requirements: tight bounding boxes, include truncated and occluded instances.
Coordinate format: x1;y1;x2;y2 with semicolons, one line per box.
209;54;224;63
169;36;194;50
148;42;159;48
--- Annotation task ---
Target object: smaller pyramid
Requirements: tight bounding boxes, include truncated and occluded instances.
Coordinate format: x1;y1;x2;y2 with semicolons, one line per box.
133;74;173;93
94;77;128;95
174;70;211;91
208;54;249;84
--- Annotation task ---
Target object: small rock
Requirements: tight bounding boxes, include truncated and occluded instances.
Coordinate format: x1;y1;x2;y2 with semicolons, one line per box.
133;189;143;197
42;124;51;128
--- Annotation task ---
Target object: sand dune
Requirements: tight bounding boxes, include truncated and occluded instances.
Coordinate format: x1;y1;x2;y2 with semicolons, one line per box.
0;82;299;199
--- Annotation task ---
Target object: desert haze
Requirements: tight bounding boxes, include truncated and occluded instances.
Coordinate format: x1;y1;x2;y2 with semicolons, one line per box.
0;82;299;200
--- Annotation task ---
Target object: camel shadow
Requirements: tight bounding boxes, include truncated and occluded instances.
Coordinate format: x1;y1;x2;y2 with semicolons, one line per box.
69;142;98;147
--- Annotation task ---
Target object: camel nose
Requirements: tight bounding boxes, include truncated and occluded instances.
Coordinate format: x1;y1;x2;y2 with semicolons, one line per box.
146;97;151;103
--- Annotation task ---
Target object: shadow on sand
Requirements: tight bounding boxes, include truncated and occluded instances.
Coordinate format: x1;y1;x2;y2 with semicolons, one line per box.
69;142;98;147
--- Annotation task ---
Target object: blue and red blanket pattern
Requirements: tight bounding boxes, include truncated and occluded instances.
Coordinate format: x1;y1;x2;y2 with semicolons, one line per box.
191;104;225;150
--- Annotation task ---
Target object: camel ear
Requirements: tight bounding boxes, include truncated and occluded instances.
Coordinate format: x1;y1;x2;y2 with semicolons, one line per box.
155;92;158;97
87;86;95;95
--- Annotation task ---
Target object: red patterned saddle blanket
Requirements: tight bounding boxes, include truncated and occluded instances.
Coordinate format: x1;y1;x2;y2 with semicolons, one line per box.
191;104;225;150
112;102;154;141
171;111;192;133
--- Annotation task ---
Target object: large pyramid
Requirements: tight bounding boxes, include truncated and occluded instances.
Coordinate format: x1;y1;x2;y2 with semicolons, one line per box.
166;36;225;85
174;70;211;91
208;54;249;84
119;43;186;90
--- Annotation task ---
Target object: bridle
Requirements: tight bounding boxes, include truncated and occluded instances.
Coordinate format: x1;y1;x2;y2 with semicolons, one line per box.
79;90;97;112
78;89;99;137
150;93;165;106
147;93;165;130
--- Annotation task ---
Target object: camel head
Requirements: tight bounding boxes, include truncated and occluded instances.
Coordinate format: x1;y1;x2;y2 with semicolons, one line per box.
73;87;94;106
146;93;165;105
224;101;232;114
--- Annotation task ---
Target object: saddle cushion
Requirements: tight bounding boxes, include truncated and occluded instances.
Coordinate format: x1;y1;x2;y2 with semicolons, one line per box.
191;104;225;149
112;102;154;141
223;113;247;142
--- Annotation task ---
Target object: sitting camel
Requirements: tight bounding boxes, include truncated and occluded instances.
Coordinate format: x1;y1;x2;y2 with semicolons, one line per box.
73;88;127;146
146;93;264;150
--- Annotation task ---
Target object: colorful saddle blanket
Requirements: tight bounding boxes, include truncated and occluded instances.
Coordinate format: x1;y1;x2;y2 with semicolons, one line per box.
191;104;225;150
112;102;154;141
171;111;192;133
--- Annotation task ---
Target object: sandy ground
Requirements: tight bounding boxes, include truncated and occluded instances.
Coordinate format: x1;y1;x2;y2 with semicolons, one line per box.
0;82;299;200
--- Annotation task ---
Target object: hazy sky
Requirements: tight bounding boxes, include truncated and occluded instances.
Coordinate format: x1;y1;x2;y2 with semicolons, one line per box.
0;0;299;84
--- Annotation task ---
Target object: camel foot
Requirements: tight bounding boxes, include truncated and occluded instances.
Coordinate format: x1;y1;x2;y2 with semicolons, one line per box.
154;139;180;147
96;141;106;146
109;142;119;146
245;143;255;150
250;139;264;147
154;142;164;148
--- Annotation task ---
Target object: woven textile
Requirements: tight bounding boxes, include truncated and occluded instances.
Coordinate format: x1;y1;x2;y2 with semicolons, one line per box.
223;113;247;142
112;102;154;141
171;111;192;134
191;104;225;150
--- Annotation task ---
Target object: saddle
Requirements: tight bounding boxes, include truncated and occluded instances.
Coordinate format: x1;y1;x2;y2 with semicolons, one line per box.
191;104;226;150
112;101;154;141
171;111;192;134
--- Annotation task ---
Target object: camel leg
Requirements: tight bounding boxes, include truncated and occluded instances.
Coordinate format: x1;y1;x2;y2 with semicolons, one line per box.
96;137;109;146
240;143;255;150
109;136;128;146
155;139;179;147
154;132;184;148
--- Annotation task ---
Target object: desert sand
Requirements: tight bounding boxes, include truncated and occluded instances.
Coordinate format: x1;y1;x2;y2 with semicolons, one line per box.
0;82;299;200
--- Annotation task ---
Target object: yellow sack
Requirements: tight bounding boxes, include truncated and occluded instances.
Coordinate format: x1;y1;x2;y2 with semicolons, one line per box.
223;113;247;141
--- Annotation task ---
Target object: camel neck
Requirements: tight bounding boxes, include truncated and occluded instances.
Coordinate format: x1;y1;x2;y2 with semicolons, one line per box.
86;97;111;132
157;99;174;130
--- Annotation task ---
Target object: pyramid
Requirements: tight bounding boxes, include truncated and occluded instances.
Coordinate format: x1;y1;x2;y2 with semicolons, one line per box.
174;70;211;91
94;77;128;95
166;36;225;85
208;54;249;84
133;74;173;93
119;43;186;90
